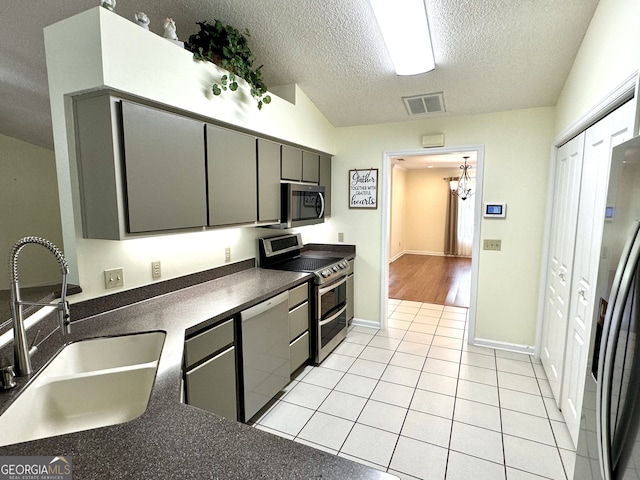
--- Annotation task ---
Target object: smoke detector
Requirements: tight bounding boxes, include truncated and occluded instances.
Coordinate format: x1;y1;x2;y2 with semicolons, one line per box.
403;92;445;116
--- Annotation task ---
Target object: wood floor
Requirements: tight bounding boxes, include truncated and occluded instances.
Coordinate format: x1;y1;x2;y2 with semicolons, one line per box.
388;254;472;307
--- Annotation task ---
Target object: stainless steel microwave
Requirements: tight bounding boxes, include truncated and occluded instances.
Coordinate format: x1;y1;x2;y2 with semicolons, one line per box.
275;183;325;228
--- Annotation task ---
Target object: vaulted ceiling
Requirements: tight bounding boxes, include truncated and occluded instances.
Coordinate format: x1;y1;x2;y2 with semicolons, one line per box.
1;0;599;150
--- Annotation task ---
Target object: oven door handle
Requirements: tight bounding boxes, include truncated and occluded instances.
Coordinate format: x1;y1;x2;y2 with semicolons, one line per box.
318;275;348;295
319;304;348;327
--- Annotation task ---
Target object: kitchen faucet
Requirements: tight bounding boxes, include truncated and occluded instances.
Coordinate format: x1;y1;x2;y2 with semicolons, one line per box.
8;236;71;377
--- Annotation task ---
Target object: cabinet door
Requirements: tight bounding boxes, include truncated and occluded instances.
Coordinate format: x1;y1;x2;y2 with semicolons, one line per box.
319;155;332;217
121;101;207;233
281;145;302;181
206;125;257;226
302;151;319;183
185;346;237;420
257;139;281;224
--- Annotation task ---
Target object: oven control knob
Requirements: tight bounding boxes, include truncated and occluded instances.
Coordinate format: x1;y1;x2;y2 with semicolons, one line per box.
332;266;339;272
322;270;331;277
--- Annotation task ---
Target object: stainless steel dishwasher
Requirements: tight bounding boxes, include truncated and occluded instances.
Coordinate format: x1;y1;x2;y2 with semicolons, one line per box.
241;291;290;421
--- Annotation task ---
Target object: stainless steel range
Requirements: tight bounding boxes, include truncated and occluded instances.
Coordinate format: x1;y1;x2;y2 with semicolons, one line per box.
259;233;350;363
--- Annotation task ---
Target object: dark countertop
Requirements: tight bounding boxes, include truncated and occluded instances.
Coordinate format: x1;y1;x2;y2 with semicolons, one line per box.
0;264;391;479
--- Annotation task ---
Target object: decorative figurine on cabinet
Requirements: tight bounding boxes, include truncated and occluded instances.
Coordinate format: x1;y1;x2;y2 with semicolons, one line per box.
101;0;116;11
163;18;184;48
135;12;150;30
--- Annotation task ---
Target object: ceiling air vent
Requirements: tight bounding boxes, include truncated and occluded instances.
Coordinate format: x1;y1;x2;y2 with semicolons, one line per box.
403;92;445;116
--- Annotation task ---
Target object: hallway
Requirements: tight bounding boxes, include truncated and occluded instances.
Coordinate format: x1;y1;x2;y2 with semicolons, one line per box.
389;255;471;307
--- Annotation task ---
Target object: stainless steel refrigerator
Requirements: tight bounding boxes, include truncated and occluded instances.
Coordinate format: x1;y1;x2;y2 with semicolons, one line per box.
574;135;640;479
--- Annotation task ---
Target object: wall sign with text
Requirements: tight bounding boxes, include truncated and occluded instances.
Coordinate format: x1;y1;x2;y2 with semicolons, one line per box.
349;169;378;209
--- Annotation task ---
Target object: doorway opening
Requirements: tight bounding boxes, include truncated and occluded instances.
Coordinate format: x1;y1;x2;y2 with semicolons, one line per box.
379;145;484;343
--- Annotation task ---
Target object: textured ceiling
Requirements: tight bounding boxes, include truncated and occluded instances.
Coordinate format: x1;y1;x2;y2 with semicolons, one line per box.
1;0;599;150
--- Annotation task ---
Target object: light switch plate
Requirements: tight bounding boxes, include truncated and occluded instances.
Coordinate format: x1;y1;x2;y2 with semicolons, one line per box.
104;268;124;288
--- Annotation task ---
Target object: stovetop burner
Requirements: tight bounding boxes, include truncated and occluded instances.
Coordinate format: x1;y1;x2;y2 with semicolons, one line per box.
274;256;344;272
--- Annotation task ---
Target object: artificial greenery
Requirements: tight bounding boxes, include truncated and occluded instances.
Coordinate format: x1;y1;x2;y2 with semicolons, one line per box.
187;20;271;110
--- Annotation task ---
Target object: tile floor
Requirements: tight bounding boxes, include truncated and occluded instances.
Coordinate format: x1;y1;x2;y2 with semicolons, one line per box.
250;299;576;480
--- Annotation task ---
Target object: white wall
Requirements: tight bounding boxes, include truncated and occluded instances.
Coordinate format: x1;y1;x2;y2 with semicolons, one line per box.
555;0;640;135
389;165;407;260
44;7;336;303
0;134;63;289
331;108;555;346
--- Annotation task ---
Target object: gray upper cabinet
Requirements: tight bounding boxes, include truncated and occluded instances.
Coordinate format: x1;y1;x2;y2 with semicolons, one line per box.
257;139;281;224
319;155;332;217
74;94;207;239
281;145;302;181
302;151;319;183
121;101;207;233
206;124;257;227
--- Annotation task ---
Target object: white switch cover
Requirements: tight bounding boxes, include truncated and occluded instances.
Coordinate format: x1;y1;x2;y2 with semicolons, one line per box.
104;268;124;289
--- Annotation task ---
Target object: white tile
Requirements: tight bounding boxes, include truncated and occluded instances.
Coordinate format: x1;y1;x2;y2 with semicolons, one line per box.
420;303;444;312
359;345;395;364
417;371;458;396
395;305;420;314
431;335;463;350
388;318;412;330
390;351;425;370
297;411;354;451
358;399;407;434
501;409;556;446
333;341;366;357
389;312;415;322
440;311;468;321
423;358;460;378
400;300;423;308
257;401;315;436
495;350;532;362
294;438;338;455
291;365;314;381
439;318;466;330
368;335;402;351
538;378;554;398
402;331;434;345
300;366;344;389
387;469;421;480
532;363;547;379
458;364;497;386
350;326;379;334
499;388;547;418
408;322;437;334
453;397;501;432
344;331;374;345
389;436;448;480
461;351;496;369
282;381;332;410
551;419;576;450
446;450;506;480
320;353;356;372
503;434;566;480
543;396;564;422
388;298;401;306
400;409;452;447
496;358;536;377
375;327;407;339
381;365;421;387
505;467;554;479
338;452;387;471
559;447;576;479
498;371;540;395
370;380;415;408
318;390;367;421
450;421;504;464
456;379;499;406
254;424;295;440
444;305;467;314
428;346;462;363
462;342;495;356
397;340;431;357
334;373;379;398
413;314;440;325
436;326;465;339
410;388;455;419
340;423;399;468
347;358;387;380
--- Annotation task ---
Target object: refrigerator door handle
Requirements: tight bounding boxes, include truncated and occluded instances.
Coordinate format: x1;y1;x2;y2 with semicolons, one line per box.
597;220;640;480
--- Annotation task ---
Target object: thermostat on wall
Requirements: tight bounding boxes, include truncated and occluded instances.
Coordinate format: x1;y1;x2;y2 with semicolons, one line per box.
483;203;506;218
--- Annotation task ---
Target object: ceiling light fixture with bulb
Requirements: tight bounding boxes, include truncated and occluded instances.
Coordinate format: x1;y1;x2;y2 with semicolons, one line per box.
368;0;435;75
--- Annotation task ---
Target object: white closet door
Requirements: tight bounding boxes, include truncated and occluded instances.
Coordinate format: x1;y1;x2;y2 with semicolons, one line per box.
541;132;585;401
561;100;635;446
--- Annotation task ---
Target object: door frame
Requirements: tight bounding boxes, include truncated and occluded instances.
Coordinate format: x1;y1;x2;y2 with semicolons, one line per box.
379;144;485;344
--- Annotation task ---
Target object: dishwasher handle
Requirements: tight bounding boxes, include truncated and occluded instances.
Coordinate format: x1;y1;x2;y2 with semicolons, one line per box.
240;291;289;321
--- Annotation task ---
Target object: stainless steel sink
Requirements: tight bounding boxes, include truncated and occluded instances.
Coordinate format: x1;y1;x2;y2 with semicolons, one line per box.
0;331;165;446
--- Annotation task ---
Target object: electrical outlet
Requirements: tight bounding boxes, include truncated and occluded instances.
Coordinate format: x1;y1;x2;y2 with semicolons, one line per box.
338;232;344;242
152;261;161;279
483;239;502;251
104;268;124;289
225;247;231;262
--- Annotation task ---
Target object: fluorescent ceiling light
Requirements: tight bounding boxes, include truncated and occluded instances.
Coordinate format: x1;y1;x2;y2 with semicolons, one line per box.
369;0;435;75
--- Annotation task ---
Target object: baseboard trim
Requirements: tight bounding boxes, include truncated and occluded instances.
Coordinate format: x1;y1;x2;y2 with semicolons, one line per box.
389;251;471;263
350;318;380;330
472;337;536;356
